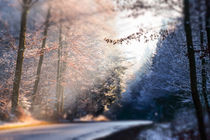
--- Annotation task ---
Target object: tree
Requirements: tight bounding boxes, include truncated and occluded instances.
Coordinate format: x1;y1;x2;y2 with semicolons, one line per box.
31;7;51;111
11;0;38;114
205;0;210;56
90;66;126;116
107;0;209;138
56;22;63;115
183;0;207;139
198;0;210;116
57;37;68;117
67;64;126;119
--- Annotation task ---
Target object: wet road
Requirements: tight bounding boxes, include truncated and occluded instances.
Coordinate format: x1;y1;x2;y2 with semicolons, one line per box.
0;121;153;140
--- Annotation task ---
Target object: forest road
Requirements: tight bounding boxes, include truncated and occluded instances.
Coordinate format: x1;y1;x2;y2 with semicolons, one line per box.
0;121;153;140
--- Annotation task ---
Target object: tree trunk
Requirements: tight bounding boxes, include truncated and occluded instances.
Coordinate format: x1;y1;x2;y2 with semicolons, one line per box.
205;0;210;56
56;23;63;115
59;50;67;115
198;0;210;117
31;8;51;111
184;0;207;139
11;5;29;113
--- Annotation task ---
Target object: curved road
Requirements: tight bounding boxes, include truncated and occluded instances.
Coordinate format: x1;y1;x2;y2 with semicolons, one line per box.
0;121;153;140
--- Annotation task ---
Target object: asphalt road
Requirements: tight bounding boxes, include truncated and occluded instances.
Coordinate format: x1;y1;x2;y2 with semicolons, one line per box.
0;121;153;140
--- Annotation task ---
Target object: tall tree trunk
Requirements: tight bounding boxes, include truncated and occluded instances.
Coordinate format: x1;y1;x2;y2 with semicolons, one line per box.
11;5;29;113
59;50;67;115
198;0;210;117
184;0;207;139
205;0;210;56
31;8;51;111
56;23;63;115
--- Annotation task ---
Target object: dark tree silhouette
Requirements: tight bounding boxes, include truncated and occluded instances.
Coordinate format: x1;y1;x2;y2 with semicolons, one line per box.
205;0;210;56
183;0;206;139
198;0;210;117
11;0;38;114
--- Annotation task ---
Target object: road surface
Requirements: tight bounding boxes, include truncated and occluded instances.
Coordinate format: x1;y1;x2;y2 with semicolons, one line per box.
0;121;153;140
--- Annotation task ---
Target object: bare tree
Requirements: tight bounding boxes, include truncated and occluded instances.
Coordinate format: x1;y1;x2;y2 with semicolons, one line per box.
56;22;63;115
184;0;207;139
11;0;38;114
31;7;51;111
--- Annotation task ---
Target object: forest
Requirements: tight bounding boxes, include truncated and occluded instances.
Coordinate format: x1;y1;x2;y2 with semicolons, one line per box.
0;0;210;140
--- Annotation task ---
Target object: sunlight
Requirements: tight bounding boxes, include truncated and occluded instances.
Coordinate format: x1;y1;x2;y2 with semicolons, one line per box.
115;2;181;80
0;0;209;139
